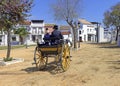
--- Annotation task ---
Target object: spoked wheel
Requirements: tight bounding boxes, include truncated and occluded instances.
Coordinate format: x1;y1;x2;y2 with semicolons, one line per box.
34;47;48;70
55;55;61;62
61;44;70;71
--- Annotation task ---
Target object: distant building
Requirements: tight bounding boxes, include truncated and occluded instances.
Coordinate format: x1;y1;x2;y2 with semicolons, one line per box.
78;19;96;42
16;20;31;45
29;20;45;44
91;22;109;43
104;28;112;42
1;18;112;46
0;29;20;46
0;29;6;45
78;19;110;43
16;20;45;45
0;20;45;46
59;25;72;41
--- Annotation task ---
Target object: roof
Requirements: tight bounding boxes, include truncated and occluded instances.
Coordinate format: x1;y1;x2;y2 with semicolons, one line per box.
78;19;92;25
31;20;44;23
59;25;71;30
19;20;31;25
44;23;55;28
45;23;55;26
59;25;71;35
61;32;71;35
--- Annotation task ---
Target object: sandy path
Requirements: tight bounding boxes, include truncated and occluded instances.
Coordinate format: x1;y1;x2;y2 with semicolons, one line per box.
0;43;120;86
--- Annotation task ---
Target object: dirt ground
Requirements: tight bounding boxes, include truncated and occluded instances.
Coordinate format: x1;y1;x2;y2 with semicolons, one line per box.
0;43;120;86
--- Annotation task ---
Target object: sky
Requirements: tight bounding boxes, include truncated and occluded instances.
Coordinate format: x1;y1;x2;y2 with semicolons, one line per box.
29;0;120;26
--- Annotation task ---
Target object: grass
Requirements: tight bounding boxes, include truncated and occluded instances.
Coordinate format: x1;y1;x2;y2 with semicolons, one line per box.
3;57;13;62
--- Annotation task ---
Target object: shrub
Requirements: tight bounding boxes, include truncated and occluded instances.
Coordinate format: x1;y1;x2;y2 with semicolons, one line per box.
3;57;13;62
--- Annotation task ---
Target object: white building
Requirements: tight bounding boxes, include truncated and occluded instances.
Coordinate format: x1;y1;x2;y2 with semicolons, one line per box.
0;30;19;46
59;25;72;41
0;31;6;45
91;22;110;43
78;19;96;42
78;19;110;43
28;20;45;44
17;20;45;45
104;28;112;42
0;20;45;46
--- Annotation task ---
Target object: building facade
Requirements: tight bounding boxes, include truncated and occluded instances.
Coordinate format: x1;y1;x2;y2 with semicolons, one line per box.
59;25;72;41
0;20;45;46
78;19;96;42
0;30;20;46
0;19;112;46
78;19;110;43
28;20;45;44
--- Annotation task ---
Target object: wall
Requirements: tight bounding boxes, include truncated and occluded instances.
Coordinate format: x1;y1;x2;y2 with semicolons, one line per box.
79;24;96;42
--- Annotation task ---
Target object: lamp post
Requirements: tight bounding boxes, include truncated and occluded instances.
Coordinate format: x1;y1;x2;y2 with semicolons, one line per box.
77;22;81;48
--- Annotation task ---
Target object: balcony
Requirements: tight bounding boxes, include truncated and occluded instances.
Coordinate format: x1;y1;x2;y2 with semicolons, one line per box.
87;29;96;34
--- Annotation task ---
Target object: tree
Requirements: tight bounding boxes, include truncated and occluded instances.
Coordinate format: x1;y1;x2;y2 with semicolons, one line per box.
0;0;33;60
14;27;29;45
103;2;120;41
51;0;82;49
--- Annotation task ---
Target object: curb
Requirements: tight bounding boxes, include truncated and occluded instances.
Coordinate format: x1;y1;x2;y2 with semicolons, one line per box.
0;58;24;66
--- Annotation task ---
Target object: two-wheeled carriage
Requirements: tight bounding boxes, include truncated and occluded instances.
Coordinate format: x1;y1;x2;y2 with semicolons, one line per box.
33;39;71;71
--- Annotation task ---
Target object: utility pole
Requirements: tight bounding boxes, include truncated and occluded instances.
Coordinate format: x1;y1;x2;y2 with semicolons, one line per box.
96;23;99;43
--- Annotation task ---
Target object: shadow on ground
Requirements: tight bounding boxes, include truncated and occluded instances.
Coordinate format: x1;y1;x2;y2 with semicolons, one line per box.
0;72;27;75
87;42;120;49
21;61;64;75
106;60;120;70
99;45;120;49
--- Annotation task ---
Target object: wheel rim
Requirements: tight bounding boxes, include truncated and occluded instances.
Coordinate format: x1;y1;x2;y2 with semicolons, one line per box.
61;44;70;71
34;47;48;70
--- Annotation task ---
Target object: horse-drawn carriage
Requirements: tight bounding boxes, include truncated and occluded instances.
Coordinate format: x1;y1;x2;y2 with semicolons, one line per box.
33;38;71;71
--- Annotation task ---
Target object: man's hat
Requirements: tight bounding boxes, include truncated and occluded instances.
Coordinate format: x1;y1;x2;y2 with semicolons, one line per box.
53;25;58;30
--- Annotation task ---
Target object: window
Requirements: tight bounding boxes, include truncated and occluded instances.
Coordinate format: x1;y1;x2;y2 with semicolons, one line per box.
32;27;36;34
84;35;86;41
12;37;16;41
79;30;81;34
38;27;42;34
82;30;84;33
87;29;89;32
90;29;92;32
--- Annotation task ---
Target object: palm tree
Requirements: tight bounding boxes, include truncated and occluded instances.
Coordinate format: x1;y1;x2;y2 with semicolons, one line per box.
14;27;29;45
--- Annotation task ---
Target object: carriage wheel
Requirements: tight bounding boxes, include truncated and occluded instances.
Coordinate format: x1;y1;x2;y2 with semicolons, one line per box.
34;47;48;70
55;55;60;62
61;44;70;71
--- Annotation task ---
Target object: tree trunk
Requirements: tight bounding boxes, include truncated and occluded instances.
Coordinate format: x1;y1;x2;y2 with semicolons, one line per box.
72;28;77;49
20;36;23;45
6;28;11;58
66;21;78;49
115;26;120;41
